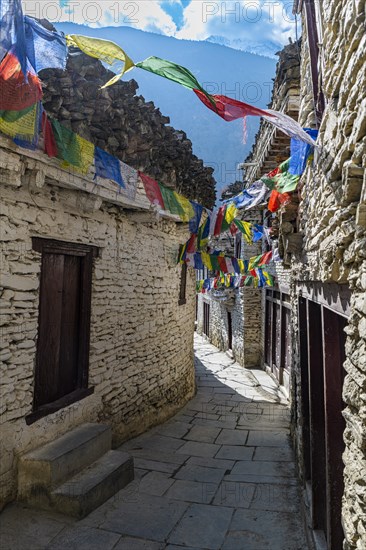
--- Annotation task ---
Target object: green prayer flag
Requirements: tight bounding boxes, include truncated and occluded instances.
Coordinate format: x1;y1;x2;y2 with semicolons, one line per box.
136;56;213;104
51;120;81;167
159;184;185;218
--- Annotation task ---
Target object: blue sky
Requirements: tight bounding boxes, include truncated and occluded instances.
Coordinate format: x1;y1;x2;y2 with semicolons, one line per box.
22;1;296;55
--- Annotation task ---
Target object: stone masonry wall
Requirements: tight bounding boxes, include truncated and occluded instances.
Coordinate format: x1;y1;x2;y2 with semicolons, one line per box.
0;146;196;508
291;1;366;548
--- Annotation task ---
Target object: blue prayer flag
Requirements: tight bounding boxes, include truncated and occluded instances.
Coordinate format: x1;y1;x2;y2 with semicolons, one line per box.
94;147;125;187
289;128;318;176
189;202;203;234
0;0;27;76
194;253;204;270
24;16;67;73
253;224;264;242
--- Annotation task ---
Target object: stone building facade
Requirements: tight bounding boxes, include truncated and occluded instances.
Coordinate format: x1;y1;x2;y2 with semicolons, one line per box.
244;2;365;549
0;32;216;509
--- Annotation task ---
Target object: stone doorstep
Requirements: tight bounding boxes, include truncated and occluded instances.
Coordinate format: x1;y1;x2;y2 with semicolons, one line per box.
18;423;112;496
51;450;134;519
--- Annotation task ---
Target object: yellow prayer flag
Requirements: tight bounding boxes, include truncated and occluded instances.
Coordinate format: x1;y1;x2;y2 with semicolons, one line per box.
61;135;95;175
237;259;245;273
0;104;38;138
201;252;212;270
173;192;195;222
225;203;237;225
66;35;135;88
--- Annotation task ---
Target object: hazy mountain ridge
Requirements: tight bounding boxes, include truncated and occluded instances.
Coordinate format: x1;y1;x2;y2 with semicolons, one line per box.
56;23;277;195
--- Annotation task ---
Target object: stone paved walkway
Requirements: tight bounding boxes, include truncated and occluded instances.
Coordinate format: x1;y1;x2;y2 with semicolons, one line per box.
0;335;311;550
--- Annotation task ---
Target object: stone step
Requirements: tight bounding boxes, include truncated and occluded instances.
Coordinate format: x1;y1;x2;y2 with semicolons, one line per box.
51;450;134;518
18;423;112;498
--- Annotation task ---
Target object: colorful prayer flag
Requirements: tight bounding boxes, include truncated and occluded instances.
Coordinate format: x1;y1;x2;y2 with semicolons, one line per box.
221;203;237;232
234;219;253;244
0;51;42;111
139;172;164;209
0;0;27;77
42;111;57;157
189;202;203;234
0;102;39;141
289;129;318;176
201;252;213;270
136;57;213;104
24;16;67;73
268;190;291;213
66;34;135;87
95;147;124;187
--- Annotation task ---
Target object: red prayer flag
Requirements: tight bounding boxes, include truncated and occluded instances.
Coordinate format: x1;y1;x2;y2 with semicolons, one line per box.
259;251;273;266
214;206;226;236
42;112;57;157
268;190;291;213
186;234;196;253
230;222;239;236
250;269;257;277
0;52;42;111
139;172;165;209
193;90;273;122
218;256;228;273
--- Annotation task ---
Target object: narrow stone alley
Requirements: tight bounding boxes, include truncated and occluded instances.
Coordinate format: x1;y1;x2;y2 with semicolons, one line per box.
0;335;310;550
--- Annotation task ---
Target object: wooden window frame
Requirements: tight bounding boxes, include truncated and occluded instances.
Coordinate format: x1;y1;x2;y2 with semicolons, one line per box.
179;262;187;306
26;238;98;425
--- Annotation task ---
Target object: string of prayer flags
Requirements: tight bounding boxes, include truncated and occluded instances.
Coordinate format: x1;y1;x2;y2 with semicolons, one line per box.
139;172;165;209
0;51;43;111
24;16;67;73
289;129;318;176
193;90;317;145
196;270;275;293
95;147;125;187
141;172;199;224
0;0;27;77
136;57;214;105
66;35;135;88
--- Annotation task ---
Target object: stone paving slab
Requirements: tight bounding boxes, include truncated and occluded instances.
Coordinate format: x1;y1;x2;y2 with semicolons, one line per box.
46;526;121;549
167;503;234;550
99;494;189;541
221;509;308;550
0;334;310;550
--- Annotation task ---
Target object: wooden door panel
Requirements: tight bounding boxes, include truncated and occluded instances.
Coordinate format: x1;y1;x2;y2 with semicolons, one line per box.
35;254;64;407
323;308;346;550
307;300;326;532
60;254;82;397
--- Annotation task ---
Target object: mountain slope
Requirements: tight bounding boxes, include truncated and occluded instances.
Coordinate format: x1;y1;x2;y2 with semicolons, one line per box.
56;23;276;196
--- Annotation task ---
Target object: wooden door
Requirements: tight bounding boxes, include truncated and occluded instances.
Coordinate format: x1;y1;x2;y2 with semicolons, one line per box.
227;311;233;350
32;238;96;413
